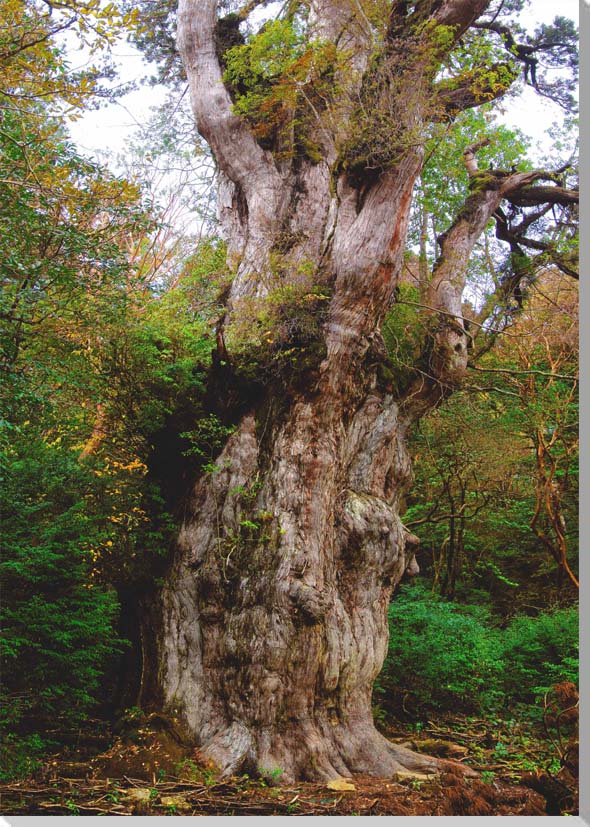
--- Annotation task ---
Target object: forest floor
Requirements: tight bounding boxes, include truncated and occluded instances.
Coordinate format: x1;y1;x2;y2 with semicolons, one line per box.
0;714;578;817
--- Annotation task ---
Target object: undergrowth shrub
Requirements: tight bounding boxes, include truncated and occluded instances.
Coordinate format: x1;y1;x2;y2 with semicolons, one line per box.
376;584;504;715
0;430;124;779
376;584;578;719
500;608;579;704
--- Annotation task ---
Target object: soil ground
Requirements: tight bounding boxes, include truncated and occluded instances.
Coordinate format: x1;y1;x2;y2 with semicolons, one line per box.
0;714;577;817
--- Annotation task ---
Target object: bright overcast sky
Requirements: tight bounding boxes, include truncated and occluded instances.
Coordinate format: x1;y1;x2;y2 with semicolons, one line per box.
68;0;580;163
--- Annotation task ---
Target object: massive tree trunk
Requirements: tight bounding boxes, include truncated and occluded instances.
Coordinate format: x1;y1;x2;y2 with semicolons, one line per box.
136;0;578;782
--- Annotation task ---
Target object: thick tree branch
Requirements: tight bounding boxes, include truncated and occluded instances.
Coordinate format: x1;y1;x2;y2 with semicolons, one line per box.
545;253;578;280
463;138;490;175
234;0;273;21
473;20;539;86
473;16;578;110
510;203;553;233
399;144;576;419
176;0;281;198
434;62;517;116
388;1;491;45
299;0;362;46
433;0;491;35
177;0;289;304
508;185;578;208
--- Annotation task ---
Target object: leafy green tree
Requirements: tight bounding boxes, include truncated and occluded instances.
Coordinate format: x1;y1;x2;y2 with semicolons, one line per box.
0;0;579;787
0;6;219;768
405;392;523;601
0;105;148;373
401;268;578;611
0;92;230;763
0;423;123;777
480;271;579;590
500;607;578;701
0;0;138;110
376;584;504;715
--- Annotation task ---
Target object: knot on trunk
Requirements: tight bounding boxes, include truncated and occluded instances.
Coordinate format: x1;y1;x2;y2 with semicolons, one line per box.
339;491;405;580
402;529;420;577
288;580;328;624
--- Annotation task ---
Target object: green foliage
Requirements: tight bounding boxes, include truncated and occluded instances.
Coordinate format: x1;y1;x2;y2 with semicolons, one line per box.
377;584;578;717
403;270;578;606
418;106;531;235
0;733;44;782
224;19;305;99
0;8;158;768
0;427;124;768
382;283;424;391
0;11;229;770
524;16;578;111
181;415;236;459
224;281;330;382
0;105;148;372
0;99;220;590
98;257;221;450
338;21;487;176
377;584;504;714
0;226;227;775
0;0;579;783
500;608;579;702
0;199;136;759
223;19;304;146
223;18;338;154
403;387;528;603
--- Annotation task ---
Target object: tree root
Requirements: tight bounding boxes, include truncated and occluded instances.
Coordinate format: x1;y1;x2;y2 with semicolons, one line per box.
199;720;477;783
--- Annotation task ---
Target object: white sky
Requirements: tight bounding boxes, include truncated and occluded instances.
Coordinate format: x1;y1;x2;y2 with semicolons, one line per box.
67;0;579;164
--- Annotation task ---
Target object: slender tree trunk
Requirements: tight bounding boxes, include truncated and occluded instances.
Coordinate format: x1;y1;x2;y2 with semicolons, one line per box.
443;482;467;600
418;202;430;301
531;430;579;590
442;512;455;599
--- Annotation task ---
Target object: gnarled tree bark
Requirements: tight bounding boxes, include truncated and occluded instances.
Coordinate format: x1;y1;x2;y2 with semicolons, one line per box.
137;0;578;782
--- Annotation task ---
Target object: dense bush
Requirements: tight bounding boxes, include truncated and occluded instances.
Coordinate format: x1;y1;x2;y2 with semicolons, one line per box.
500;608;579;702
0;224;233;779
376;584;578;718
0;428;124;779
376;585;504;715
